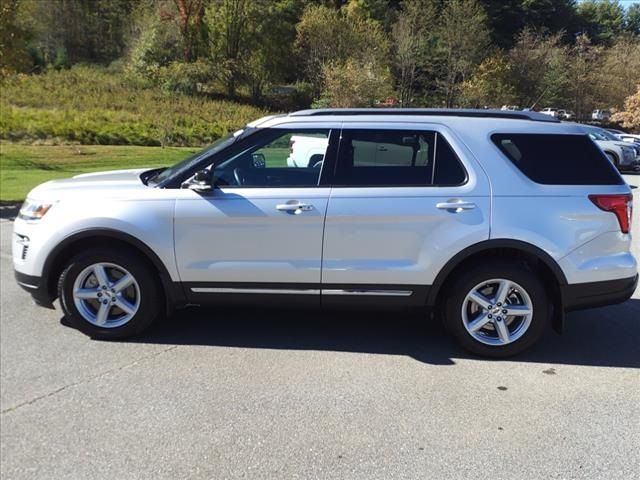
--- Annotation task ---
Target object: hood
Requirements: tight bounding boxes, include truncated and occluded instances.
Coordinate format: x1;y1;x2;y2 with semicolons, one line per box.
28;168;151;201
594;139;630;149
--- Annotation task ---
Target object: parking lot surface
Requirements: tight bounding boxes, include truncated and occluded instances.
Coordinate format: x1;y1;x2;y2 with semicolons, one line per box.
1;175;639;480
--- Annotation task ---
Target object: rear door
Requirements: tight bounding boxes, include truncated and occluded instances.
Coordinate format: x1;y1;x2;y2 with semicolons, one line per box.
321;123;491;306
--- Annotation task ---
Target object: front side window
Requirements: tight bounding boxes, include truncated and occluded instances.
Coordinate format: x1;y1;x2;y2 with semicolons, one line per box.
212;129;330;187
334;130;466;187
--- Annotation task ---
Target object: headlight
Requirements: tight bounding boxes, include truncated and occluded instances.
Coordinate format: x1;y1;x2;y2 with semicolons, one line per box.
18;200;54;221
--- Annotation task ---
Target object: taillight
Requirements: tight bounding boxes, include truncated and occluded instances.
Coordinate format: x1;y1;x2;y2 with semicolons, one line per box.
589;193;633;234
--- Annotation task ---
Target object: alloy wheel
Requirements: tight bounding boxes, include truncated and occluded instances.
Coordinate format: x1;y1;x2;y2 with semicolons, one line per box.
72;262;141;328
461;278;533;346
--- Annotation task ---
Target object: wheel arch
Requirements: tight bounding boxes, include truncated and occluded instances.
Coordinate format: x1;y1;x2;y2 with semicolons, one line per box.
427;239;567;333
43;228;185;308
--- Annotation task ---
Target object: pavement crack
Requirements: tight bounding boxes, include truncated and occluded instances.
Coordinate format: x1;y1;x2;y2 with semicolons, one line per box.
1;345;179;415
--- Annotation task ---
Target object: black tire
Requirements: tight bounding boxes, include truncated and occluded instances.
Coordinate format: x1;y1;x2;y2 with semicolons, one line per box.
58;247;161;340
442;262;549;357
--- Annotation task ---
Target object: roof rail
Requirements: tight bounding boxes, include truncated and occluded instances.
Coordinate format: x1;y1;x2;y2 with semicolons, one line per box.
289;108;560;123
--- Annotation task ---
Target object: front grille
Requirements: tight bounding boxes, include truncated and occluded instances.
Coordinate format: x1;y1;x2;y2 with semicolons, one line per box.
21;244;29;260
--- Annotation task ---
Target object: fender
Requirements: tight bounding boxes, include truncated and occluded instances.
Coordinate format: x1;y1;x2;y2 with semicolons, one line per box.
426;239;568;306
42;228;186;307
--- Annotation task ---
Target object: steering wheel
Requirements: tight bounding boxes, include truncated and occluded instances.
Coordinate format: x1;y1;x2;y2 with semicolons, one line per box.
233;167;245;186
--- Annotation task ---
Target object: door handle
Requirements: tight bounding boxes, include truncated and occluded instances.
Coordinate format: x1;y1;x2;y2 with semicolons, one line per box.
276;202;313;214
436;200;476;211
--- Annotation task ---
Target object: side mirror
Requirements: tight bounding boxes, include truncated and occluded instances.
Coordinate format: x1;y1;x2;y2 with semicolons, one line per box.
252;153;266;168
185;169;212;192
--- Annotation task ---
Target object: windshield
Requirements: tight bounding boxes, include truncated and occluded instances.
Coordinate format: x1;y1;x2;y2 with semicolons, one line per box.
597;129;619;141
587;128;617;141
147;130;242;185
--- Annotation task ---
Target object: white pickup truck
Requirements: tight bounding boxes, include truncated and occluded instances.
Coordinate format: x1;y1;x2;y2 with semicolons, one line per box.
286;135;328;168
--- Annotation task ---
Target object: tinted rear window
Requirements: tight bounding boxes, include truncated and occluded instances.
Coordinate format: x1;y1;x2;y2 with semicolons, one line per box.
335;130;466;186
491;134;623;185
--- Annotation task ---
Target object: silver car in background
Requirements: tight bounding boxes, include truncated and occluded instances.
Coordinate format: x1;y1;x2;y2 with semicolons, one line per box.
579;124;640;172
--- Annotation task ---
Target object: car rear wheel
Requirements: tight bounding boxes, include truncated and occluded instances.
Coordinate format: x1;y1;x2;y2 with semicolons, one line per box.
58;247;161;340
443;262;549;357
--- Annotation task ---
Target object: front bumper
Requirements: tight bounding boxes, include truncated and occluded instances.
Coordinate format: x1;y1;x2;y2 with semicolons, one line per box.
15;271;55;309
562;274;638;311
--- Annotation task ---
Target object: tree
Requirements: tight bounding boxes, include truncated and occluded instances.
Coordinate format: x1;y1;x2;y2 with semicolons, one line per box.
0;0;32;73
317;58;392;107
520;0;580;35
294;4;389;96
391;0;439;105
461;54;515;107
565;34;600;118
242;0;303;101
625;3;640;35
508;29;567;109
205;0;301;100
344;0;401;31
127;2;183;78
577;0;625;45
596;35;640;110
437;0;491;107
479;0;582;49
205;0;258;97
611;84;640;131
173;0;207;61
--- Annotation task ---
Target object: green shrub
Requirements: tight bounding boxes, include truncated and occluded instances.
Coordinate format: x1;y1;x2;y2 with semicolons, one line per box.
156;60;214;95
0;66;270;146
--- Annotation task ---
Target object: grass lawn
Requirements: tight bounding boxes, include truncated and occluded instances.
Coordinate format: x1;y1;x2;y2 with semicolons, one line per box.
0;144;200;201
259;147;289;168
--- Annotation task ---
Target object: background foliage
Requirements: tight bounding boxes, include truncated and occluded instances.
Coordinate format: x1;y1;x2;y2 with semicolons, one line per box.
1;0;639;145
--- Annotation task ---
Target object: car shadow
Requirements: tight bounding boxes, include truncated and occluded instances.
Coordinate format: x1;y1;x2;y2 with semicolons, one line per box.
112;298;640;369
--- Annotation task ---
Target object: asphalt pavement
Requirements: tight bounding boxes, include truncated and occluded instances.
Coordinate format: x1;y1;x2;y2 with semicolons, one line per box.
1;175;639;480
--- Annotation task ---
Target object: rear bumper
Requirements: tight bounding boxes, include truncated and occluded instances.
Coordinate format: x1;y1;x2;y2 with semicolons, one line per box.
15;271;55;309
563;274;638;311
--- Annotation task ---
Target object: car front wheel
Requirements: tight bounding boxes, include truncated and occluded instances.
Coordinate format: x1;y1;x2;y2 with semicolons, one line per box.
443;262;549;357
58;247;161;340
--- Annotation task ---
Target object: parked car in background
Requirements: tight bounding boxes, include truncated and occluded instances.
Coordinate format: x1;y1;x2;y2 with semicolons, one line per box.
13;109;638;358
286;134;328;168
618;134;640;145
606;128;640;143
500;105;520;111
592;109;611;121
619;136;640;160
558;109;575;120
578;124;639;171
606;128;627;137
608;129;640;150
540;108;559;118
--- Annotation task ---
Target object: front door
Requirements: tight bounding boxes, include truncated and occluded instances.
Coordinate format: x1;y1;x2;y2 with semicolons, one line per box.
174;127;336;303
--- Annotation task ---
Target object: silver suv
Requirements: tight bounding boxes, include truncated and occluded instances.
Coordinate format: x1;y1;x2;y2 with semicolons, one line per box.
13;109;637;357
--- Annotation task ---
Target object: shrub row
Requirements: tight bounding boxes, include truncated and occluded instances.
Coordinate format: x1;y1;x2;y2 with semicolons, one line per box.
0;66;269;146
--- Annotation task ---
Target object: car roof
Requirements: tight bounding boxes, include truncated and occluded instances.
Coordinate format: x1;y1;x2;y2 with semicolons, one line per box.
251;110;587;149
288;108;559;123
